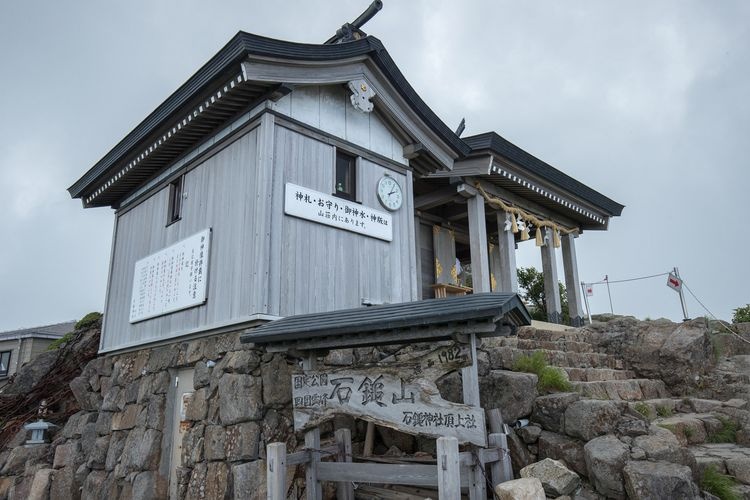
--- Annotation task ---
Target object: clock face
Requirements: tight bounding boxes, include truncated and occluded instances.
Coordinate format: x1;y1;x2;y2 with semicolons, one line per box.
376;175;403;211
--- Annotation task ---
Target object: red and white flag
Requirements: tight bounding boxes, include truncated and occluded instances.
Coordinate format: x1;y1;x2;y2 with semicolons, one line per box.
585;285;594;297
666;273;682;292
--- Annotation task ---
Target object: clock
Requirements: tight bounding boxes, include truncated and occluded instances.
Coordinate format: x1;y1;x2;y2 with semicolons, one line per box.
376;175;403;211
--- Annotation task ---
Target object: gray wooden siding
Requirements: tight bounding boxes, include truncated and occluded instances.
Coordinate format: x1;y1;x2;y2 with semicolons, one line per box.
273;125;416;317
102;129;265;352
273;85;408;166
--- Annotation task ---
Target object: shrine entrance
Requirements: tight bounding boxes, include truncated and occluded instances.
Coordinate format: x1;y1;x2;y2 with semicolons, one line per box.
240;293;531;499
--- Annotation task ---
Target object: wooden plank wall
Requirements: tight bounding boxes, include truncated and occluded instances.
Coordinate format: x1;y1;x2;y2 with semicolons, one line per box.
273;85;408;166
102;129;264;351
273;124;416;317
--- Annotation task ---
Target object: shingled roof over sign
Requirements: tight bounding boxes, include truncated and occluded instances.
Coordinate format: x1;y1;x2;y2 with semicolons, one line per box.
241;293;530;351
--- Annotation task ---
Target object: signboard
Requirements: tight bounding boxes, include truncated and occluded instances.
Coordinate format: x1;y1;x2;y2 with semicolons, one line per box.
667;272;682;292
129;229;211;323
284;183;393;242
292;344;487;446
585;285;594;297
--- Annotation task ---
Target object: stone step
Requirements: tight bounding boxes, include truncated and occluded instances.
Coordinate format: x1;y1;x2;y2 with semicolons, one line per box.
561;367;636;382
517;327;592;343
690;443;750;487
490;346;623;370
571;379;669;401
496;337;597;354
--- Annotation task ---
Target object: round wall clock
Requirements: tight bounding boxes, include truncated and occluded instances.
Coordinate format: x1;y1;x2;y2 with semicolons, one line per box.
376;175;403;211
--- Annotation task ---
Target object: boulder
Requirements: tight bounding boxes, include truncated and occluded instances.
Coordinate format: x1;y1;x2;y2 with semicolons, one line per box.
517;425;542;444
494;477;545;500
520;458;580;496
233;460;267;500
726;457;750;485
531;392;579;433
119;427;161;473
632;425;684;463
205;462;229;500
132;470;162;500
564;400;621;441
204;425;227;461
261;355;293;407
49;465;79;500
623;460;701;499
538;431;587;477
53;441;83;469
507;430;533;476
225;422;261;461
584;434;629;499
480;370;538;423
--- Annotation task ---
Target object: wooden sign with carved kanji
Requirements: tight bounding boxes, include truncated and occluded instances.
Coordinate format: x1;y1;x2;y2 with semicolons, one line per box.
291;343;487;446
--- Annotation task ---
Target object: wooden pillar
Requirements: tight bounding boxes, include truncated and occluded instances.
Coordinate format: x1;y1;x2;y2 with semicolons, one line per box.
467;194;491;293
267;442;287;500
540;228;562;323
302;354;322;500
437;437;460;500
495;212;518;292
561;233;585;327
335;429;354;500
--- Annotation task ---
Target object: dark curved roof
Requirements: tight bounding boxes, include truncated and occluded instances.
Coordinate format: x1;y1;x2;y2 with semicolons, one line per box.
68;31;469;202
464;132;624;217
241;292;530;348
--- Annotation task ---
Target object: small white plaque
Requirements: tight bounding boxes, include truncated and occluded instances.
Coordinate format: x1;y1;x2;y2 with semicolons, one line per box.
284;183;393;242
129;229;211;323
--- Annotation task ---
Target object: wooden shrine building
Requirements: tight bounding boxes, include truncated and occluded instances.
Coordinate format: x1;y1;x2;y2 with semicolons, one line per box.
69;20;623;354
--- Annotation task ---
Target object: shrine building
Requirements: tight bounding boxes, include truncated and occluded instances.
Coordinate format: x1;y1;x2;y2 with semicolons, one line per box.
69;26;623;354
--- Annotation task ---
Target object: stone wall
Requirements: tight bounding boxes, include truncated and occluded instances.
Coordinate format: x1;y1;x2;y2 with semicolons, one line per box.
0;331;306;500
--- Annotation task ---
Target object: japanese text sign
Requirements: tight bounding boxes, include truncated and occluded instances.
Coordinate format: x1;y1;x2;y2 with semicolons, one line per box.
284;183;393;242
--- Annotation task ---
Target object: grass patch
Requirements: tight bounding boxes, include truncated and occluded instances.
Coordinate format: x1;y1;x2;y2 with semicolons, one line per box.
47;331;75;351
634;402;653;420
701;465;739;500
683;426;694;440
513;351;572;393
708;417;738;444
75;312;102;330
656;405;674;418
513;351;547;374
658;423;677;433
538;366;573;392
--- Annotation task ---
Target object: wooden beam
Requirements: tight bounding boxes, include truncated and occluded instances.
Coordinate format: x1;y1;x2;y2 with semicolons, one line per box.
316;462;468;486
414;187;461;210
403;142;425;159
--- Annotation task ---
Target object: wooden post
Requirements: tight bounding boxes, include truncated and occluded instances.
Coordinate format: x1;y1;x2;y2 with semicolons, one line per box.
495;211;518;292
267;442;287;500
437;436;460;500
540;227;562;324
561;233;585;326
335;429;354;500
461;335;485;499
467;194;491;293
363;421;375;457
487;409;513;484
302;353;322;500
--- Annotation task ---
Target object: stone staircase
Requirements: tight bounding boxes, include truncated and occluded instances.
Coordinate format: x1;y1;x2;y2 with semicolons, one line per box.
488;328;669;402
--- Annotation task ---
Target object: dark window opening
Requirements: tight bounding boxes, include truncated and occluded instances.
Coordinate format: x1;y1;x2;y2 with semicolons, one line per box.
334;151;356;201
0;351;10;377
168;176;183;224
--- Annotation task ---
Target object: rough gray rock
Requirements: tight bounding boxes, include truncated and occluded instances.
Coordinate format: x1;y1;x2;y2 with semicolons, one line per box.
565;400;621;441
520;458;580;496
204;425;226;461
261;355;293;407
517;425;542;444
494;477;546;500
225;422;261;461
726;457;750;485
632;425;684;463
233;460;268;500
584;434;630;499
531;392;580;433
538;431;587;477
218;374;263;424
132;470;161;500
479;370;538;423
27;468;54;500
119;427;161;473
623;460;701;500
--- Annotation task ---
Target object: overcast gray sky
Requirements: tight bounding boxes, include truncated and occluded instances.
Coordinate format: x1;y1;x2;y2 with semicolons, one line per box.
0;0;748;330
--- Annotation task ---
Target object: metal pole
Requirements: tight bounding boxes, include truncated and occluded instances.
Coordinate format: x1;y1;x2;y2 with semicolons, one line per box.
605;275;614;315
580;281;593;325
674;267;690;321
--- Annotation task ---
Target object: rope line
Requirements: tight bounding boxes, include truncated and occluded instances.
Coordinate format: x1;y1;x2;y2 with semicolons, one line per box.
585;272;671;286
681;281;750;346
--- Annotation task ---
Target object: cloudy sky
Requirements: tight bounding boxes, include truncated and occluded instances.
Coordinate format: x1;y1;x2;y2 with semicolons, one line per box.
0;1;748;330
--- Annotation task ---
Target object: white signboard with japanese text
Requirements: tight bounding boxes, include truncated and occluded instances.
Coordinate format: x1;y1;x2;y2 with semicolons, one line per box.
284;183;393;242
292;344;487;446
129;229;211;323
